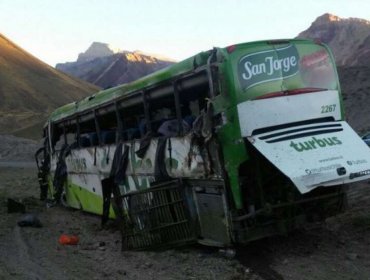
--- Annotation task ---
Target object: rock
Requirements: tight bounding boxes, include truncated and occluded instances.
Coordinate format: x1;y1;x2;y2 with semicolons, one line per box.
7;198;25;213
17;213;42;227
337;238;346;245
346;253;358;260
77;42;121;63
297;13;370;66
56;44;174;88
184;267;193;275
219;248;236;259
144;262;153;269
117;269;127;275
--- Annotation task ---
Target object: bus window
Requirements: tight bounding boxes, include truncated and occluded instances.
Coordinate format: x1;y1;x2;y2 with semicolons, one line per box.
118;102;145;140
78;117;97;147
64;122;78;149
53;128;64;152
65;131;76;146
179;83;209;127
148;93;177;136
143;83;210;137
96;109;117;145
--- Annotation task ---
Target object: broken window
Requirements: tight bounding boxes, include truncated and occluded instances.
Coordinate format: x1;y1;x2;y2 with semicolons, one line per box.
117;101;145;141
77;114;97;148
148;92;177;137
95;108;117;145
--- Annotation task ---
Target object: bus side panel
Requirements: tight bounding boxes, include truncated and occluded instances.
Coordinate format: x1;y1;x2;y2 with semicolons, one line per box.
49;135;209;214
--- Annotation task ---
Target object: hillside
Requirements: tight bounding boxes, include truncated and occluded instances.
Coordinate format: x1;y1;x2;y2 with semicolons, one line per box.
297;13;370;133
297;13;370;66
56;42;175;88
0;34;99;138
338;66;370;133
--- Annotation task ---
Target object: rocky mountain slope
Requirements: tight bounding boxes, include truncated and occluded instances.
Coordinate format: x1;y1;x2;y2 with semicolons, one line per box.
0;34;99;138
297;13;370;66
298;13;370;133
0;135;37;162
338;66;370;133
76;42;123;63
3;13;370;140
56;42;175;88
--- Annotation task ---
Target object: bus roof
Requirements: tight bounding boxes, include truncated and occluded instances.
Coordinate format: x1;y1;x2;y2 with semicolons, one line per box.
47;39;316;124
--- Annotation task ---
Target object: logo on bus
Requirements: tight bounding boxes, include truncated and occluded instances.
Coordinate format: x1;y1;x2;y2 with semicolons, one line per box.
238;44;299;90
290;136;342;152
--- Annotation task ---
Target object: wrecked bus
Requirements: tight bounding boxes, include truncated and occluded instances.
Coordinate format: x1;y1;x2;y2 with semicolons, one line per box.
37;39;370;249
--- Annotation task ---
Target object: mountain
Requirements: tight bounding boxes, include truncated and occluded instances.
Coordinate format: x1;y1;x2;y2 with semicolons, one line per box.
0;34;99;139
297;13;370;66
337;66;370;134
56;17;370;135
76;42;122;63
56;42;175;88
297;13;370;133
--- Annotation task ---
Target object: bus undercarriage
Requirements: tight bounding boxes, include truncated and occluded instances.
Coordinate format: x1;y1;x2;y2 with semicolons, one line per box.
57;135;346;250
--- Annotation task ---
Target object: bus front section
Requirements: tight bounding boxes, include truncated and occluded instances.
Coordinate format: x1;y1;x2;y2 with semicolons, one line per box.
221;40;370;243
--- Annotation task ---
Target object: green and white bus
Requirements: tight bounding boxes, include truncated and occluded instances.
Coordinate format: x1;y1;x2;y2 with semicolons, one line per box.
37;39;370;249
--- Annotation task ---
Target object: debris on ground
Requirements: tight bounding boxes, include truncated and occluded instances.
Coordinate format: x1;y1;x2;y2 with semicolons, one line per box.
17;213;42;227
58;234;79;245
7;198;25;213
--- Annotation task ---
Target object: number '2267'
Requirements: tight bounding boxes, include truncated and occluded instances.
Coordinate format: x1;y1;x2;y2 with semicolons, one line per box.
321;104;336;113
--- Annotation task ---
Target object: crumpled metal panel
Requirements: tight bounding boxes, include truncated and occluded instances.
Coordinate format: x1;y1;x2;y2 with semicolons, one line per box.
50;134;208;196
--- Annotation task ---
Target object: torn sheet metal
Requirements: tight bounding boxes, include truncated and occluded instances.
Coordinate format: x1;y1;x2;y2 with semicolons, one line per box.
51;134;208;196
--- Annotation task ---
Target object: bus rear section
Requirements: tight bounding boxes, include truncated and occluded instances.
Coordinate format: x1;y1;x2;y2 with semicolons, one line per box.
229;40;370;242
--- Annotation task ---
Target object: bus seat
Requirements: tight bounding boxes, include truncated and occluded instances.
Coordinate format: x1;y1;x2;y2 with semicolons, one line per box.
157;119;191;136
80;136;90;147
139;119;147;137
70;141;79;149
101;130;116;144
122;128;140;140
89;132;99;146
184;115;196;127
151;118;168;132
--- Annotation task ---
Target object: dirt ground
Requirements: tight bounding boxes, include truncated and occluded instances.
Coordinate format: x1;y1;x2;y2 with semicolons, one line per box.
1;165;370;280
0;166;258;280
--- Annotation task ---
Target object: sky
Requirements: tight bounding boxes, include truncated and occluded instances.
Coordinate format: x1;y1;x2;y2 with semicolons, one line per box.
1;0;369;67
